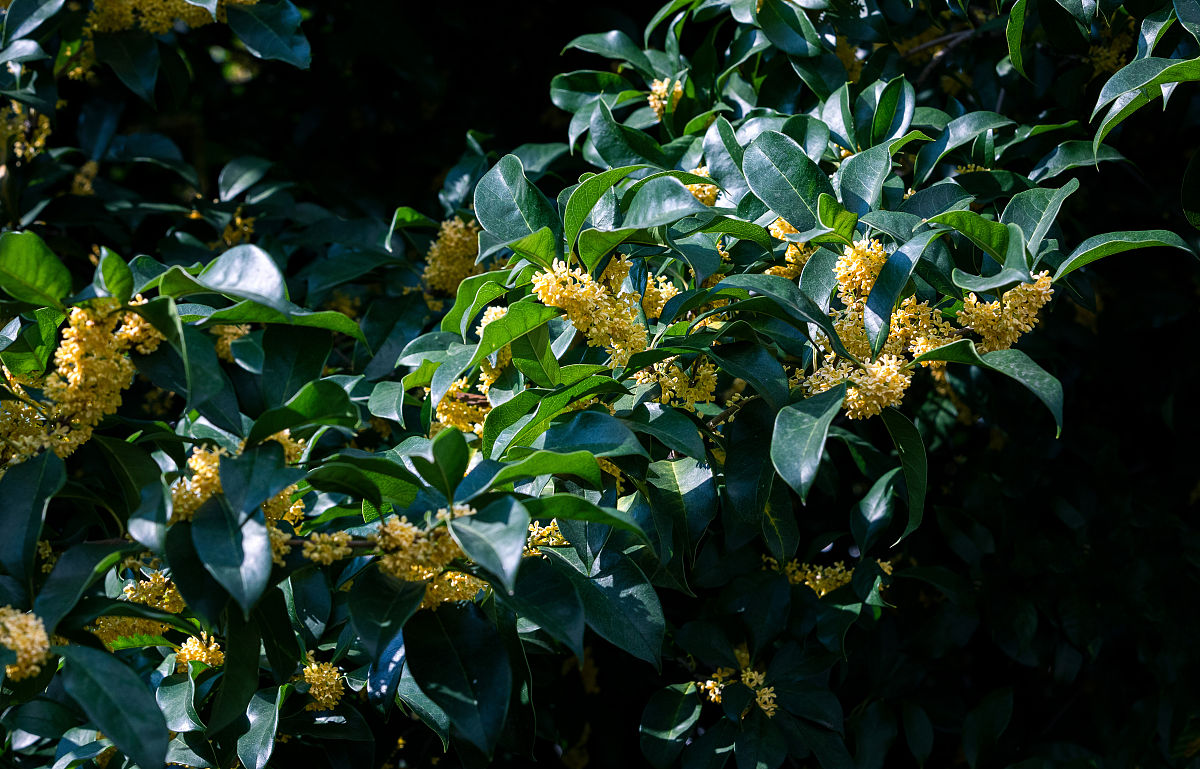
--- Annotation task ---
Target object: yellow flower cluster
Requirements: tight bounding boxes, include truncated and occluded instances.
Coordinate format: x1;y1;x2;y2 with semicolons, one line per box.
955;163;990;174
302;532;353;565
0;101;52;163
766;218;816;279
91;572;185;645
176;633;224;670
0;606;51;681
1;300;164;469
641;274;680;319
698;644;776;718
1087;18;1135;78
633;357;719;412
422;216;482;298
531;258;645;367
302;652;344;711
685;166;719;206
211;324;250;363
476;306;511;394
804;355;913;420
216;206;256;249
648;78;683;121
71;160;100;196
432;378;491;436
525;519;569;556
833;238;890;302
36;540;57;574
596;456;625;494
326;290;363;319
88;0;258;35
894;26;944;64
372;505;487;610
956;272;1054;352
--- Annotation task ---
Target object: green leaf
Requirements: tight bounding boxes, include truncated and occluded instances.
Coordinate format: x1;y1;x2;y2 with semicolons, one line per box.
565;165;647;250
0;451;65;585
1093;57;1200;120
156;669;205;733
913;339;1063;436
348;566;425;666
757;0;822;56
469;299;560;369
622;176;713;228
851;468;900;553
94;248;134;301
208;607;262;734
564;30;655;79
870;77;917;148
534;409;650;458
59;645;169;769
962;689;1013;769
226;0;311;68
410;427;470;500
474;154;561;242
368;381;408;423
218;156;272;202
0;231;72;308
714;274;853;360
1028;141;1126;182
548;549;665;667
772;384;845;503
864;229;948;356
93;31;159;103
590;99;670;167
203;301;366;344
914;112;1014;184
510;322;561;387
1006;0;1030;78
405;605;513;757
498;556;585;659
743;130;834;232
927;210;1012;262
219;442;304;515
523;494;648;541
1000;178;1079;258
245;379;358;446
34;542;131;632
640;684;702;768
880;408;927;543
191;498;271;615
197;244;289;312
3;0;66;44
236;687;287;769
840;131;929;215
449;496;530;593
467;449;602;495
1053;229;1194;281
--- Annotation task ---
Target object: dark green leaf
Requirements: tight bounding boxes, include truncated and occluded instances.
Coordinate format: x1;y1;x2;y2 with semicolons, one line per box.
236;687;287;769
1053;229;1194;281
226;0;311;68
3;0;66;44
218;156;272;202
880;408;927;543
743;130;833;232
448;496;530;593
864;229;947;356
156;670;205;733
498;556;585;659
245;379;358;446
93;32;160;103
851;468;900;553
771;384;845;503
219;442;304;515
640;684;702;768
0;451;65;585
622;176;713;228
191;498;271;614
34;542;131;632
474;154;561;242
59;645;169;769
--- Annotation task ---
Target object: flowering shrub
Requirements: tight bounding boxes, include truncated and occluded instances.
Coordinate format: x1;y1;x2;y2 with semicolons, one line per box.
0;1;1197;769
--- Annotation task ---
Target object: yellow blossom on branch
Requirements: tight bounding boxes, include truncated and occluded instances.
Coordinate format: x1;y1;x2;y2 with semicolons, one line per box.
685;166;719;206
176;633;224;670
0;606;51;681
423;216;482;297
302;652;344;711
531;258;646;367
648;78;683;121
956;272;1053;352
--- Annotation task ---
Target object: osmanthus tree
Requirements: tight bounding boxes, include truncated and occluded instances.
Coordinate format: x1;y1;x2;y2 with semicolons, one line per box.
0;0;1196;768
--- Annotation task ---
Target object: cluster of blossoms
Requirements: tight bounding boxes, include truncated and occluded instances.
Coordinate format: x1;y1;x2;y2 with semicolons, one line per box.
525;519;569;556
302;532;354;565
956;273;1055;352
766;218;817;279
176;633;224;671
0;100;52;163
371;505;487;610
531;255;646;367
88;0;258;35
0;606;51;681
1086;16;1136;78
641;274;681;319
685;166;719;207
169;430;307;564
431;378;491;436
476;306;511;394
698;644;777;718
214;206;256;249
91;572;185;645
791;235;1049;420
302;652;344;711
763;556;893;597
0;299;164;470
633;357;719;412
422;216;482;305
648;78;683;121
210;323;251;362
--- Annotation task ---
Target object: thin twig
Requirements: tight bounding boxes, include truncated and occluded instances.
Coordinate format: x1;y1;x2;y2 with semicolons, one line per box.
706;395;760;430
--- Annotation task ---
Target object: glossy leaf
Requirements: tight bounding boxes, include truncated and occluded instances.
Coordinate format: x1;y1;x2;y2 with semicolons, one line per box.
772;384;846;503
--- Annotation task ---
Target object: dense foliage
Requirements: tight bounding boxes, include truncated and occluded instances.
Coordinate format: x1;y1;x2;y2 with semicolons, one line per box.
0;1;1197;768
